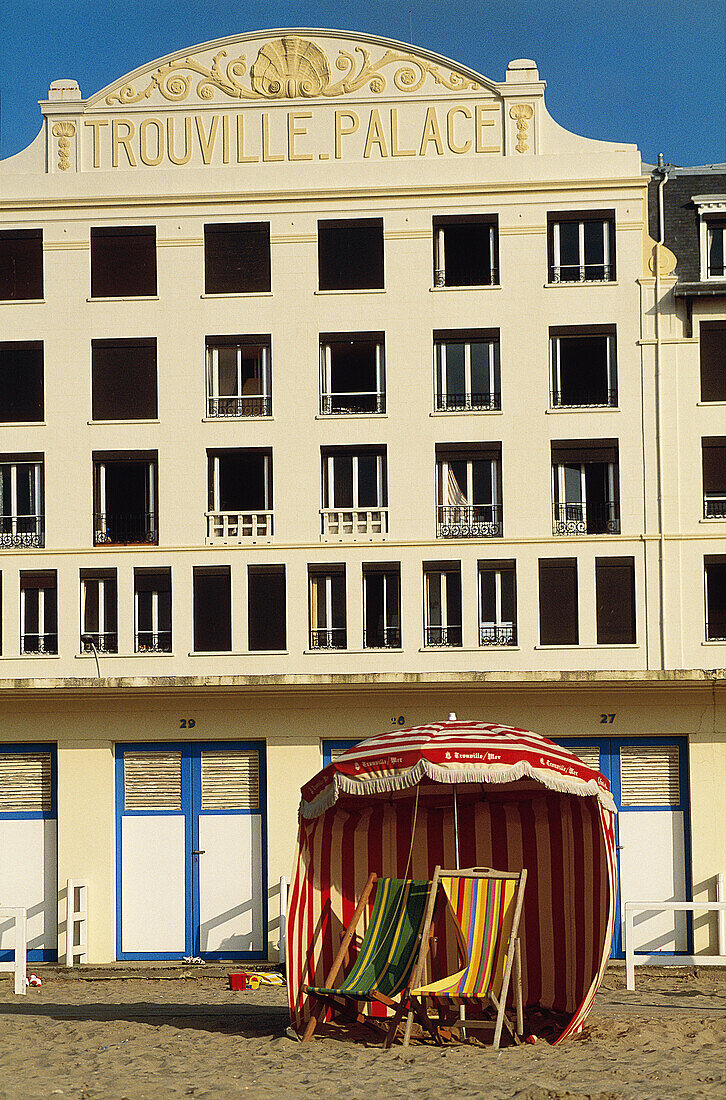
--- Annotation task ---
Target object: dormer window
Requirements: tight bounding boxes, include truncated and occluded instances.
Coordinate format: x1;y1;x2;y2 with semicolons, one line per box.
695;198;726;280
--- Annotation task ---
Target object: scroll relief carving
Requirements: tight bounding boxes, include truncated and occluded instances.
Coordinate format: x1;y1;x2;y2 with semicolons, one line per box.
105;36;483;105
51;121;76;170
509;103;534;153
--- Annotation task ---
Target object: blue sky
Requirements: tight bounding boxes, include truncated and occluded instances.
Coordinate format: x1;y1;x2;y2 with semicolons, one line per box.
0;0;724;166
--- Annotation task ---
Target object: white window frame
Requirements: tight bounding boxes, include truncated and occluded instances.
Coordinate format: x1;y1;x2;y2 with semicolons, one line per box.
309;570;346;648
435;339;500;410
319;339;385;414
695;198;726;281
323;452;386;510
80;575;117;652
206;342;271;415
551;334;616;406
134;574;171;652
362;568;400;648
551;217;612;282
20;579;56;655
434;222;497;287
552;460;617;529
0;459;42;539
437;458;499;510
478;565;516;644
423;568;462;644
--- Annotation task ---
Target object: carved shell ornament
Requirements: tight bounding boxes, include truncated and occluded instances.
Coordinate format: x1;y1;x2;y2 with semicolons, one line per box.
105;36;483;104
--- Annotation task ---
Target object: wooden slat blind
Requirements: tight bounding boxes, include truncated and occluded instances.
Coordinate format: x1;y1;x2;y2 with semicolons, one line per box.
0;752;52;812
620;745;680;806
565;745;602;773
124;752;182;811
200;750;259;810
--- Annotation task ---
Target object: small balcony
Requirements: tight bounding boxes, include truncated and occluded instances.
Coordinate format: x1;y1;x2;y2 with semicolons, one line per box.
309;627;346;650
424;625;462;647
479;624;517;646
437;505;502;538
363;627;401;649
321;508;388;538
435;392;501;412
21;631;57;655
704;494;726;519
551;263;613;283
550;388;618;409
207;395;271;418
1;514;44;549
81;631;118;654
134;629;172;653
94;512;158;546
206;511;274;540
320;391;385;415
552;502;620;535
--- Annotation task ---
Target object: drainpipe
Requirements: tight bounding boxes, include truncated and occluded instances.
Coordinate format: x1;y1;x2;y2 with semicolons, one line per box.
654;153;669;670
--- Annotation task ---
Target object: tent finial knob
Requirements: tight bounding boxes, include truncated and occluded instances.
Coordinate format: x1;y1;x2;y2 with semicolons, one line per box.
448;712;457;721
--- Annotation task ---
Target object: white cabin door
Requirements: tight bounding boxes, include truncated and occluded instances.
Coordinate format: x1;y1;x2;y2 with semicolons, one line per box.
116;742;266;960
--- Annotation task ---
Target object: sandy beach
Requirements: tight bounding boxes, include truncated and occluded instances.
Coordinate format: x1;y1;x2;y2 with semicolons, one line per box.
0;966;723;1099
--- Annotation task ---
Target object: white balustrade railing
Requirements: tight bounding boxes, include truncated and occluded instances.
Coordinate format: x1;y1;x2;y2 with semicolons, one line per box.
320;508;388;538
206;511;274;540
0;907;27;994
66;879;88;967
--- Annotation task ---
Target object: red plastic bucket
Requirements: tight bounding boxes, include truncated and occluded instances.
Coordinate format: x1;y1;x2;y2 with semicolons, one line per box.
228;972;247;990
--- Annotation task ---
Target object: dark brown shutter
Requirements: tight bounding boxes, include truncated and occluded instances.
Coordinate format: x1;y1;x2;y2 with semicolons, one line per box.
204;223;271;294
0;230;43;300
248;566;286;651
193;567;232;652
92;339;158;420
596;557;636;644
539;559;578;644
91;227;157;297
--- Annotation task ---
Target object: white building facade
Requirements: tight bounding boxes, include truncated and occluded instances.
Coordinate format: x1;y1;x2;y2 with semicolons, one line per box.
0;30;723;965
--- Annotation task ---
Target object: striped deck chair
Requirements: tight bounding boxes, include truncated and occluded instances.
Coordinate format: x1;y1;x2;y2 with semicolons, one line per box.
403;866;527;1050
302;873;436;1048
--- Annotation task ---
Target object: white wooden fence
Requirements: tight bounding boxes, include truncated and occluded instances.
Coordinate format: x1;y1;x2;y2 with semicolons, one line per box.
0;907;27;994
66;879;88;967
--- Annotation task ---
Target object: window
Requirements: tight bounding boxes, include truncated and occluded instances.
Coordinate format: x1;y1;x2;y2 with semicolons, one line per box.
204;223;270;294
436;445;502;537
704;219;726;279
206;336;271;417
434;331;500;411
207;449;273;540
539;559;578;645
699;323;726;402
550;329;617;407
318;218;384;291
433;215;498;287
309;566;346;649
91;339;157;420
90;226;156;298
552;440;620;534
319;333;385;414
248;565;286;651
596;557;635;644
80;570;118;653
548;212;615;282
20;571;57;655
702;438;726;519
0;229;42;300
193;567;231;652
0;456;43;547
705;558;726;641
478;561;516;646
134;569;171;652
0;341;44;422
423;563;462;647
363;564;401;649
93;452;158;545
321;447;388;537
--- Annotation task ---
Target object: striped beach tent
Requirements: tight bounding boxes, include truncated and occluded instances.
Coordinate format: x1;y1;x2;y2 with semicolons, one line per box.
287;720;617;1044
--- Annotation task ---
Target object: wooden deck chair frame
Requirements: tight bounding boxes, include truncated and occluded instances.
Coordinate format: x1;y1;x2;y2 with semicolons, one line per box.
402;866;527;1051
302;872;440;1049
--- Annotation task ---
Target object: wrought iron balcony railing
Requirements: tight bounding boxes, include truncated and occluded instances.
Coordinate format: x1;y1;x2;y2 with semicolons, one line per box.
552;502;620;535
479;624;517;646
321;508;388;538
320;392;385;415
309;628;347;650
434;268;499;288
435;392;501;412
704;495;726;519
706;620;726;642
81;632;118;654
550;389;618;408
21;633;58;655
424;625;462;647
135;630;172;653
94;513;158;546
206;395;271;417
363;627;401;649
551;264;613;283
0;514;44;548
206;511;274;539
437;505;502;538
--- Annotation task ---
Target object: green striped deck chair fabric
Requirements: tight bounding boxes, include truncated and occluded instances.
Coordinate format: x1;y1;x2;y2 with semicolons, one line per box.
308;877;430;1000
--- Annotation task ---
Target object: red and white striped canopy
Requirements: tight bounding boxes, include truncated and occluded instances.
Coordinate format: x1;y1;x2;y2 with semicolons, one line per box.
289;721;617;1044
300;720;616;818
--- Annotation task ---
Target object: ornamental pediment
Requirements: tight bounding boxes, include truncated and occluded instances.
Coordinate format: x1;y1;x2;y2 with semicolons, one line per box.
91;30;495;107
